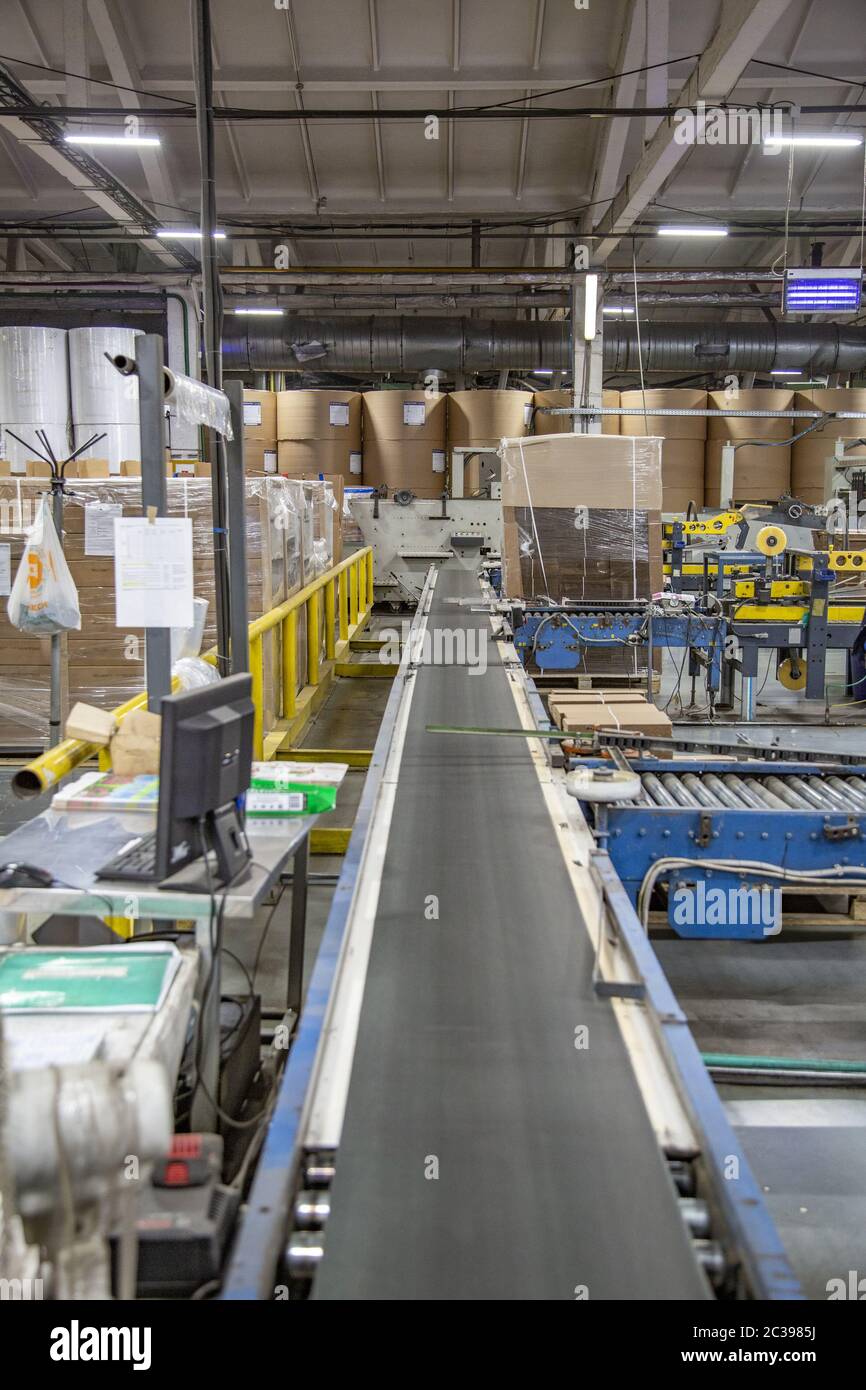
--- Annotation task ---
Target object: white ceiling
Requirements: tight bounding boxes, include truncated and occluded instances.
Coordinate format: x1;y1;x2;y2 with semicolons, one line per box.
0;0;863;279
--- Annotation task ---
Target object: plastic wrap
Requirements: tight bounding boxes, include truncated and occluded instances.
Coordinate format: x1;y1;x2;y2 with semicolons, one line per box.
172;655;219;689
164;369;233;440
498;433;663;605
0;475;315;749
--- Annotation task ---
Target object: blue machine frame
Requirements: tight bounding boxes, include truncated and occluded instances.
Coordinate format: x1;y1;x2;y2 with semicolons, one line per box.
577;757;866;939
512;604;725;688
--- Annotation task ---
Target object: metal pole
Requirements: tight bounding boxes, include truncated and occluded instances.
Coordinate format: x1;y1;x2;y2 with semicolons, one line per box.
137;334;172;711
224;381;249;674
192;0;231;676
48;483;64;747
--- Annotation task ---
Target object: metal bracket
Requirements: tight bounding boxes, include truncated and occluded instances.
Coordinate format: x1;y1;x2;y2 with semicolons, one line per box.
696;811;713;848
823;817;861;841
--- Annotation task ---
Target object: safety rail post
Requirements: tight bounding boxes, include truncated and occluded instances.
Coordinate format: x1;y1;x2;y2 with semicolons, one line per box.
338;569;349;641
349;561;359;626
358;551;367;614
366;548;374;608
250;633;264;760
307;589;321;687
282;608;298;720
325;578;336;661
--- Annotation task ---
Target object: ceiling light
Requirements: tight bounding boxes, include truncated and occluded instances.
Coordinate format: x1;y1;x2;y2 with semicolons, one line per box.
770;368;800;375
657;225;728;238
603;305;635;315
532;368;553;375
763;133;863;148
156;228;226;239
234;307;285;316
64;133;161;147
583;273;598;341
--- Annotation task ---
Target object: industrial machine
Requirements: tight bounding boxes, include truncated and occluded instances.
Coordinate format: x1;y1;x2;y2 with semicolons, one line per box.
348;489;502;604
569;745;866;940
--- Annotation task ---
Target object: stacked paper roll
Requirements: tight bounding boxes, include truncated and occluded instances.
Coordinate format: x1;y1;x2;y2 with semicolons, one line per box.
362;390;447;497
243;389;278;474
705;389;793;506
278;389;362;480
448;389;532;447
0;326;70;467
69;326;142;471
792;389;866;506
532;389;620;436
619;389;707;512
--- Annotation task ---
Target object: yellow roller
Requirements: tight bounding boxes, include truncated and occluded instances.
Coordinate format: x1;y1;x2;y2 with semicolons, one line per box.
756;524;787;556
778;657;806;691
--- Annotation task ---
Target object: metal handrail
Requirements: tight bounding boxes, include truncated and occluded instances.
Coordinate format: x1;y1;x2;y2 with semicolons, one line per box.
12;546;375;796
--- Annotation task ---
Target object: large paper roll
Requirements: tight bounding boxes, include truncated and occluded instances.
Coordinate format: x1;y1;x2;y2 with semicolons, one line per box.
69;326;142;425
0;326;70;427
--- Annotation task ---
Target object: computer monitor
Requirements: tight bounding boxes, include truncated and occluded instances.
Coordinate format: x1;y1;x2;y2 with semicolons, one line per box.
156;673;255;887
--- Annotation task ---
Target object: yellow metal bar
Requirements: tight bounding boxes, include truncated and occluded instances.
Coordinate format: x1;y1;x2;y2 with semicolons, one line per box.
250;633;264;760
336;662;398;678
325;578;336;661
357;551;366;614
282;608;297;720
338;568;349;642
311;827;352;855
366;548;374;607
349;561;359;626
307;590;321;687
17;547;372;795
279;747;373;767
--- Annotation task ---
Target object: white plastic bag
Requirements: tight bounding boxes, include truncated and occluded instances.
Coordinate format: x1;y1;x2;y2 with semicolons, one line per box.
7;495;81;635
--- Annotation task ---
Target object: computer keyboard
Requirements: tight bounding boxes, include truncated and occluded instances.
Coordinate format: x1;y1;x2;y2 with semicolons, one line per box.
96;832;159;883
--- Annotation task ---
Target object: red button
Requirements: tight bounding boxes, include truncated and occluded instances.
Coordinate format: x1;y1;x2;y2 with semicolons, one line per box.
164;1160;190;1186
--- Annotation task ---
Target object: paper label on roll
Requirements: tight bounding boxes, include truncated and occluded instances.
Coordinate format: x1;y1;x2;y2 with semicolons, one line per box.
432;449;446;473
350;452;362;474
243;400;263;428
174;461;196;476
329;402;350;427
264;450;277;474
108;460;121;475
524;403;533;428
404;401;426;426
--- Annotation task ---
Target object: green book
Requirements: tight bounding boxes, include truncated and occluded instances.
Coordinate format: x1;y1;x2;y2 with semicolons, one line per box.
0;946;180;1014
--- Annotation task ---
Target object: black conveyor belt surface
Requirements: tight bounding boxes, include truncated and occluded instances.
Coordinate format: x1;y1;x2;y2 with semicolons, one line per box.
313;569;707;1300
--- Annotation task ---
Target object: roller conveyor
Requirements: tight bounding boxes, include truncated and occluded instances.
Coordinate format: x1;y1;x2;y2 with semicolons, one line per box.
311;569;708;1301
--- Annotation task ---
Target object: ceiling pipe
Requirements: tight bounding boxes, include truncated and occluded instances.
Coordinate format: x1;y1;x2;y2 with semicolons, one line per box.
222;316;866;374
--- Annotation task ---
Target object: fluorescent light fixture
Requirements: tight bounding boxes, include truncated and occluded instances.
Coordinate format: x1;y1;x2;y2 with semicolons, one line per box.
603;305;635;316
657;225;728;238
770;368;800;375
156;228;226;239
784;267;861;314
583;273;598;341
532;368;553;375
763;133;863;148
233;307;285;316
64;133;161;147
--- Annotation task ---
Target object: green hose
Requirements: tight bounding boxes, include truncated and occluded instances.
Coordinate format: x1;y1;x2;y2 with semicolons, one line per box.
702;1051;866;1074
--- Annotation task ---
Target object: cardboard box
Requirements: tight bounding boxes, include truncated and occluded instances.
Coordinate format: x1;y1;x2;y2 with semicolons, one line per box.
499;433;663;603
549;695;671;737
110;708;161;775
76;458;111;479
65;701;117;746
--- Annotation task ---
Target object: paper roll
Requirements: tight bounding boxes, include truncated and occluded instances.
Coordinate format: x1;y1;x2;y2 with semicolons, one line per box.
69;326;142;425
0;327;70;426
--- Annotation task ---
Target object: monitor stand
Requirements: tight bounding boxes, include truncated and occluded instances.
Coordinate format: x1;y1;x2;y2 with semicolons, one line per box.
162;804;252;892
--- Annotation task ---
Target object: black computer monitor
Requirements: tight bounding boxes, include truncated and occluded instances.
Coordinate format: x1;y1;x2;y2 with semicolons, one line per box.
155;673;255;887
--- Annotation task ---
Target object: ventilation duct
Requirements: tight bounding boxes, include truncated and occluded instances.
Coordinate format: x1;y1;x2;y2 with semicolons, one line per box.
222;316;866;375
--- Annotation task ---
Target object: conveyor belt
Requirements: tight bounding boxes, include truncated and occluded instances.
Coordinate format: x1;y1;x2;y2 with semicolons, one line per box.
313;569;708;1300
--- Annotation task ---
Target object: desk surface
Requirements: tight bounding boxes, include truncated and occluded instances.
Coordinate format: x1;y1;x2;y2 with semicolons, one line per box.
0;808;314;921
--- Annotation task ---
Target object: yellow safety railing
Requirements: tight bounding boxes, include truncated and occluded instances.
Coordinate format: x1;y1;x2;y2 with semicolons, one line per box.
14;547;375;796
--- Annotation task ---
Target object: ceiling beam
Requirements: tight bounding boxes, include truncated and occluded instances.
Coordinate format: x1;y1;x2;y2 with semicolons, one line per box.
583;0;646;232
280;1;321;207
592;0;797;260
516;0;546;200
86;0;180;217
644;0;670;144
